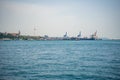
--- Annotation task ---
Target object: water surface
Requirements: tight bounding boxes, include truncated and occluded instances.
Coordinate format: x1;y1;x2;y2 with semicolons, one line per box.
0;40;120;80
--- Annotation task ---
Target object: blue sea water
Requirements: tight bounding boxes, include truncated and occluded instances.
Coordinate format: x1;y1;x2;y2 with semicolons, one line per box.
0;40;120;80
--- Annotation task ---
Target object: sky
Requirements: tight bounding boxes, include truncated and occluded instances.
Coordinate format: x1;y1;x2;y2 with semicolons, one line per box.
0;0;120;39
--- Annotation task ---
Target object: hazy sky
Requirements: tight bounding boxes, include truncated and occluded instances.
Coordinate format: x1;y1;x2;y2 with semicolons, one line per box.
0;0;120;38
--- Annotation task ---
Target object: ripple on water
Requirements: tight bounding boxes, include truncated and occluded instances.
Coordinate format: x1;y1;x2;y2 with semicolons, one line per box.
0;40;120;80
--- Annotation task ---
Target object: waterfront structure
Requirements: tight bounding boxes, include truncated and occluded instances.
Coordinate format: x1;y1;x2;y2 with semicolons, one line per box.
77;32;81;38
0;31;101;40
63;32;70;40
90;31;98;40
0;31;21;40
7;30;21;37
62;31;100;40
63;32;68;38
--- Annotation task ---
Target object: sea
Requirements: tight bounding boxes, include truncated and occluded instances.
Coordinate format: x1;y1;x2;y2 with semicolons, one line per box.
0;40;120;80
